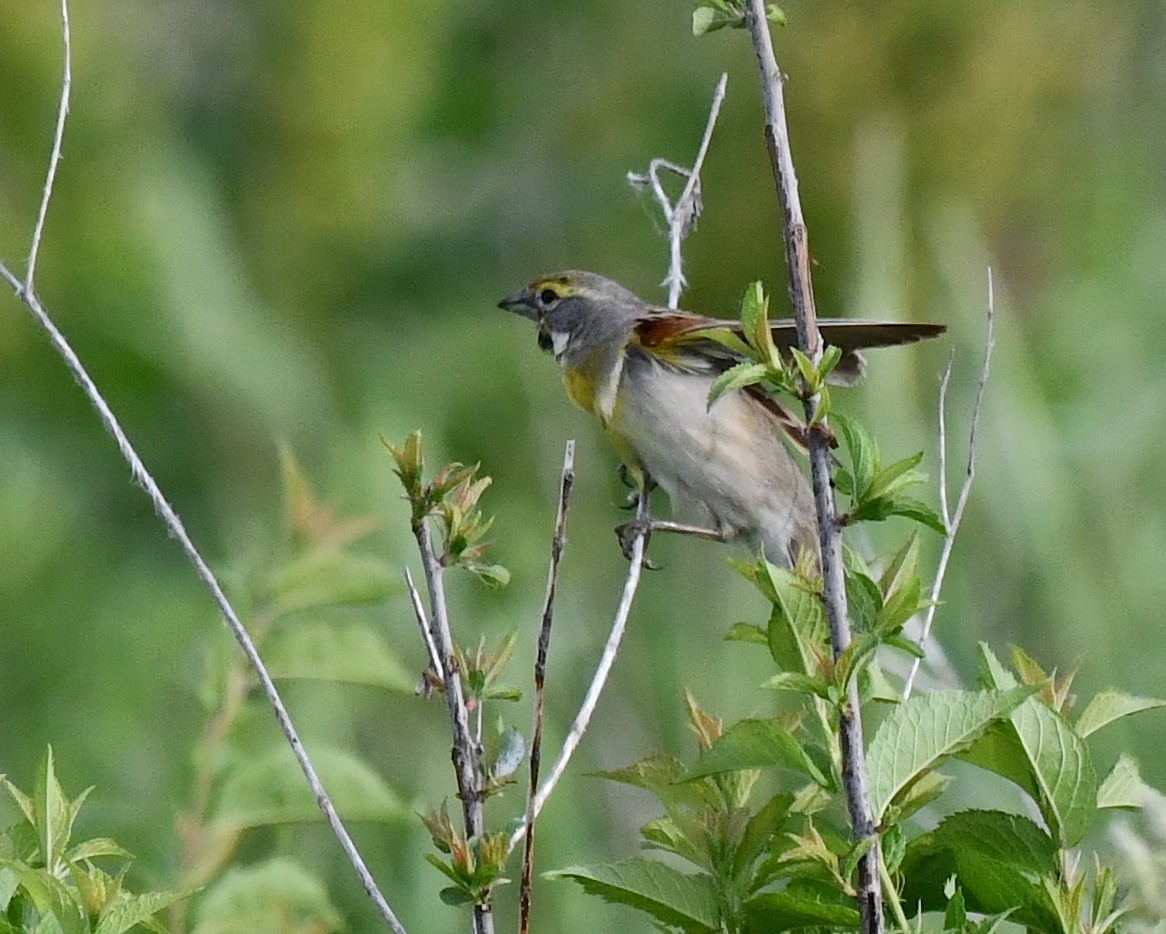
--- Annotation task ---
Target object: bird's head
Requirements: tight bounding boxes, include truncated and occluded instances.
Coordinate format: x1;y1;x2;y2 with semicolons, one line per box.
498;271;644;364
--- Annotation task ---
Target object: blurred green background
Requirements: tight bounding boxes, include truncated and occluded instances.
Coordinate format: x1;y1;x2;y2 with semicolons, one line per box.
2;0;1165;930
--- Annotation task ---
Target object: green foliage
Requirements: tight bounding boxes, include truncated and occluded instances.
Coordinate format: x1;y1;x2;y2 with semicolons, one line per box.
191;859;342;934
692;0;786;38
0;748;191;934
385;431;509;587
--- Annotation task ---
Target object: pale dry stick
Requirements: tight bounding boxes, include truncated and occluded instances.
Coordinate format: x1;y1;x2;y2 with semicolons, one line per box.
742;2;882;930
1;68;411;934
403;567;443;681
519;441;576;934
4;4;408;931
26;0;71;294
507;489;650;855
627;72;728;309
902;268;995;701
410;521;492;934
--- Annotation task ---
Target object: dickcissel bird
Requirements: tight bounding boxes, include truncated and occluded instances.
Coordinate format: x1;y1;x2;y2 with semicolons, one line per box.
498;271;944;567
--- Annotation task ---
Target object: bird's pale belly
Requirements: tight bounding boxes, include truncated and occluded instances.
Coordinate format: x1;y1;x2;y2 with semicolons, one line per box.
609;365;815;564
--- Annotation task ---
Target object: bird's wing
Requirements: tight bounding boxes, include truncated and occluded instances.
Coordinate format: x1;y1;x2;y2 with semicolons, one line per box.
633;313;945;386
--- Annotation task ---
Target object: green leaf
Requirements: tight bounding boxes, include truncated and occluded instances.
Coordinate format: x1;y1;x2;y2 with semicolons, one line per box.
965;658;1099;847
491;727;525;781
94;889;194;934
684;719;829;788
742;880;861;931
766;4;787;25
884;496;946;534
1096;752;1151;809
901;811;1057;927
698;326;754;358
707;361;771;409
724;622;767;644
732;793;794;878
34;747;78;870
763;564;828;675
191;857;342;934
879;531;921;600
865;451;924;501
546;858;719;933
832;412;878;496
211;745;409;829
867;687;1035;820
265;548;398;617
263;620;413;691
1075;690;1166;738
465;562;510;588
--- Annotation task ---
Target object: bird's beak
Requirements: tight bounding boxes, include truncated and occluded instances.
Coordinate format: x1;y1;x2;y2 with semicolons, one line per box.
497;286;540;322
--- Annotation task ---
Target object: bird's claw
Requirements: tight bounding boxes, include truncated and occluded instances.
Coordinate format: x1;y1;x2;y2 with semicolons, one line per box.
615;517;661;569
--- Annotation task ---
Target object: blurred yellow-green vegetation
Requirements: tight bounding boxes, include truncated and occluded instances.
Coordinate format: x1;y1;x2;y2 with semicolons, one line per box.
2;0;1165;931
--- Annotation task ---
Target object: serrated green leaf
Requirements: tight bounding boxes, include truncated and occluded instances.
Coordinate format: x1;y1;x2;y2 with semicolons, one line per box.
685;719;829;788
94;888;194;934
698;326;754;358
466;562;509;588
762;671;831;700
742;880;861;931
868;687;1035;820
832;412;878;496
763;564;828;675
1075;690;1166;738
1097;752;1150;809
546;858;720;933
961;689;1098;847
708;362;771;409
900;806;1058;923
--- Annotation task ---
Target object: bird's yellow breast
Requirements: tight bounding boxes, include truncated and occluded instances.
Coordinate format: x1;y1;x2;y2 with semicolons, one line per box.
561;365;597;415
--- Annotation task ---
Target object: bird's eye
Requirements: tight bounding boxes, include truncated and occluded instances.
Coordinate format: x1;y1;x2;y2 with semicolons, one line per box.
538;288;558;306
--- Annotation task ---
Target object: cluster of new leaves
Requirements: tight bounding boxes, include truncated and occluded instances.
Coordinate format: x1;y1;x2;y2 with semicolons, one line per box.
692;0;786;37
385;431;509;588
419;803;511;908
0;748;190;934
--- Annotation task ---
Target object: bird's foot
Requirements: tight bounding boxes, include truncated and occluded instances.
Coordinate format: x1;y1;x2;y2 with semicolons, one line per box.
615;516;660;568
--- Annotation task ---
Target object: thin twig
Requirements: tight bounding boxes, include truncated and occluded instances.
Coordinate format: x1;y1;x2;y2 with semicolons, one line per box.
902;268;995;700
742;3;882;930
628;72;728;309
404;566;443;683
519;441;575;934
2;5;407;931
507;488;650;855
411;522;492;934
26;0;71;295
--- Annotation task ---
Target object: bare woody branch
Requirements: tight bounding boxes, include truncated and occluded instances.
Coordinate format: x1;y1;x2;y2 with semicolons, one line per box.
507;488;651;855
902;268;995;701
0;4;408;932
519;441;576;934
741;2;882;930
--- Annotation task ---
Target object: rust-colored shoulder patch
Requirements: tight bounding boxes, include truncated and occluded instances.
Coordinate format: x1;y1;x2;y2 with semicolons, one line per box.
633;313;721;348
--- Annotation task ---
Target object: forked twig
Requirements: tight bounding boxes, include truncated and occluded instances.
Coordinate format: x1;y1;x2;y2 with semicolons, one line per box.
519;441;576;934
902;268;996;700
628;72;728;309
0;4;407;931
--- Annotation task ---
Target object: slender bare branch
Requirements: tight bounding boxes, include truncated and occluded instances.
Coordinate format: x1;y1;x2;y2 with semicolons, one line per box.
410;522;492;934
902;267;995;700
508;488;650;855
26;0;71;294
404;566;443;684
742;3;882;929
628;72;728;308
519;441;575;934
1;5;407;931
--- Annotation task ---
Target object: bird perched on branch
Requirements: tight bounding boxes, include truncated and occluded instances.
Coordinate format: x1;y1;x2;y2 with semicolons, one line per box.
498;270;944;567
